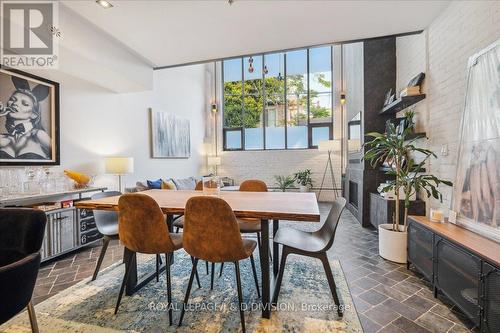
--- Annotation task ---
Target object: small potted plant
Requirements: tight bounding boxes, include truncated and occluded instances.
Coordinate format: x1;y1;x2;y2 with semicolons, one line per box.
363;123;452;263
293;169;313;192
274;175;295;192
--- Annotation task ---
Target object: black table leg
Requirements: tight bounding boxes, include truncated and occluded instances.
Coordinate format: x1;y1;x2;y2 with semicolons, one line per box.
260;219;271;319
273;220;279;276
124;247;137;296
166;214;175;265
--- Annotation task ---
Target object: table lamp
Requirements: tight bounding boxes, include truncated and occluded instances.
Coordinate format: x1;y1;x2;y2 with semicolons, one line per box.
318;140;341;200
105;157;134;192
207;156;222;176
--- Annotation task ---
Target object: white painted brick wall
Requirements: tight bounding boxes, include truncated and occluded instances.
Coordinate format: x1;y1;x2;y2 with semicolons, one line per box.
397;1;500;214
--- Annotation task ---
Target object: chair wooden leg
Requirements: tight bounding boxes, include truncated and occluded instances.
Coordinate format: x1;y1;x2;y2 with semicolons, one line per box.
219;262;224;277
92;235;110;281
165;252;173;326
319;253;342;317
190;256;201;288
115;251;135;314
178;258;199;326
272;246;290;305
234;261;246;333
27;301;39;333
250;254;260;298
210;262;215;290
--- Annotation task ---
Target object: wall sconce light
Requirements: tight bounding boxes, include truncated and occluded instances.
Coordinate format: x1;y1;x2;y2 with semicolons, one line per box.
211;103;218;113
340;92;346;105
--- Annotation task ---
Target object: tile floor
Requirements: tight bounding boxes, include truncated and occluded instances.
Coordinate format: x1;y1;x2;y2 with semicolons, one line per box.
33;205;476;332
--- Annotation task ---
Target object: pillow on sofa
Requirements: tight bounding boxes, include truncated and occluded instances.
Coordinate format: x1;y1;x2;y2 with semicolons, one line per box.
135;181;149;192
161;179;177;190
147;179;163;189
172;177;196;190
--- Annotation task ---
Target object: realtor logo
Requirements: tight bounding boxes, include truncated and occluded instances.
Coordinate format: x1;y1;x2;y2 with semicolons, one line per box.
1;1;59;68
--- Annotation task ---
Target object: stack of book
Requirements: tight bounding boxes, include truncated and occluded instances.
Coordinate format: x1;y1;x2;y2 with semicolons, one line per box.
400;86;421;97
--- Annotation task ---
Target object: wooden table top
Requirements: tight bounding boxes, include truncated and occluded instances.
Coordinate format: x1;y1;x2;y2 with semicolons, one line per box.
410;215;500;266
75;189;321;222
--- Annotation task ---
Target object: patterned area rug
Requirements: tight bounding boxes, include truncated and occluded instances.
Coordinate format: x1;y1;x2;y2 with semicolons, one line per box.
1;250;362;332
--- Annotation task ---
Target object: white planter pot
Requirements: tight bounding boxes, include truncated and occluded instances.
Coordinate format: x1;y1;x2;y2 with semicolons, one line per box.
299;185;309;192
378;224;407;264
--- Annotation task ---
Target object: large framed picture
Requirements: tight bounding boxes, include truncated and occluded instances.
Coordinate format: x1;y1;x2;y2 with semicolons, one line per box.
452;39;500;242
150;109;190;158
0;66;60;165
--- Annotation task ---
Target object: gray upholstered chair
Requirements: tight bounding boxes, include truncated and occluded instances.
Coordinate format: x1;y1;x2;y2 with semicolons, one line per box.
272;197;347;317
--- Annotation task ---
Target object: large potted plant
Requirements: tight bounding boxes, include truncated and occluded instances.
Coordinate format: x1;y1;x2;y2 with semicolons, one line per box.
363;122;452;263
293;169;313;192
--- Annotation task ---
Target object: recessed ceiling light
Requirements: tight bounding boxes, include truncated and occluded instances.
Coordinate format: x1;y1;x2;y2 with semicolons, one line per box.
96;0;113;9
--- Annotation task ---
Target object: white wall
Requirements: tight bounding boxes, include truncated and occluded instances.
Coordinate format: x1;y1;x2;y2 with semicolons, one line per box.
396;1;500;214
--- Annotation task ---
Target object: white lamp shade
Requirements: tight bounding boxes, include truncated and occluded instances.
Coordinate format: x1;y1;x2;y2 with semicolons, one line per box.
318;140;341;152
207;156;222;166
105;157;134;174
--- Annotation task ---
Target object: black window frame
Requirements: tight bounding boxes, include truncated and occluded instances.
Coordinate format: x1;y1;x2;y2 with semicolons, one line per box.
222;45;334;151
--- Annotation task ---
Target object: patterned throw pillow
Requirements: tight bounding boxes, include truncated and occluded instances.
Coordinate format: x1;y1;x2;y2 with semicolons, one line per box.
161;179;177;190
172;177;196;190
147;179;163;189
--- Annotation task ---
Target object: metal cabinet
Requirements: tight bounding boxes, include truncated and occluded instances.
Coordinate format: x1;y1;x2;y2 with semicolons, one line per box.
482;263;500;333
407;221;434;281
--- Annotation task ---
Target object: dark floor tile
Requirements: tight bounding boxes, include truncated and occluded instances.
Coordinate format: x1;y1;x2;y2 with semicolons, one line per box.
393;280;422;296
349;283;366;296
359;289;388;306
364;303;400;326
353;295;373;313
352;276;380;290
416;311;455;333
402;294;436;313
363;263;389;275
377;324;406;333
374;284;409;302
392;316;431;333
383;298;426;321
53;258;74;269
359;313;383;333
448;323;472;333
384;270;410;282
367;272;399;287
430;304;475;329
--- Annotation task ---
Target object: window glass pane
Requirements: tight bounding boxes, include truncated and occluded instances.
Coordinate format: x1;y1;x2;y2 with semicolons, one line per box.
224;95;243;127
309;46;332;93
312;126;330;147
225;130;242;149
243;95;263;128
265;95;285;149
287;93;307;148
244;128;263;150
264;53;284;95
310;92;332;124
244;56;263;95
286;50;307;95
287;126;308;149
223;58;242;95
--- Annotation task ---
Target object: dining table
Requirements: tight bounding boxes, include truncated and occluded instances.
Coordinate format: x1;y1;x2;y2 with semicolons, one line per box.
75;189;320;319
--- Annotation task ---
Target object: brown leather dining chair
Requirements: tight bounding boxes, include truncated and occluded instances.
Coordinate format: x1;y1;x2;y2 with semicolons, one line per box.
272;197;347;317
116;193;197;325
217;179;270;278
178;196;260;333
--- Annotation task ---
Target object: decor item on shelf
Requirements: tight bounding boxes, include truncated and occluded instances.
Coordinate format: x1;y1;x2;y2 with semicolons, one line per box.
64;170;92;188
202;175;220;196
150;109;190;158
383;88;393;106
399;86;421;97
0;66;60;165
318;139;341;200
452;39;500;242
364;122;452;263
207;156;221;176
274;175;294;192
293;169;313;192
430;209;444;223
105;157;134;192
407;72;425;87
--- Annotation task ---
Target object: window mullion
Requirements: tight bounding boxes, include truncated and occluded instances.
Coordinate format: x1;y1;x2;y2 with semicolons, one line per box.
307;48;311;148
262;55;266;150
241;58;245;150
284;53;288;150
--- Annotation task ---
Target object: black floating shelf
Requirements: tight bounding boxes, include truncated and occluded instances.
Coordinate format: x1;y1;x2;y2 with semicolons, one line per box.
380;94;426;115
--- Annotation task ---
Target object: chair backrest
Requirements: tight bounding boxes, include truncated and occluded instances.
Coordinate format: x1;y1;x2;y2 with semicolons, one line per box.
314;197;347;252
0;208;46;324
91;191;121;235
239;179;268;192
118;193;176;254
195;181;203;191
183;196;248;262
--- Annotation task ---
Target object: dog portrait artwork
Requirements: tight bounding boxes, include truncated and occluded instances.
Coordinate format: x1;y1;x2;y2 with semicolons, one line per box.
0;67;60;165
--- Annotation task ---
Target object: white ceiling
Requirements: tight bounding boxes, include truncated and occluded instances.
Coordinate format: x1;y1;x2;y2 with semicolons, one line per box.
63;0;450;68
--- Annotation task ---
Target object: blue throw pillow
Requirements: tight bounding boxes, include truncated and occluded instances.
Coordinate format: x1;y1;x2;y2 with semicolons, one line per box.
147;179;163;189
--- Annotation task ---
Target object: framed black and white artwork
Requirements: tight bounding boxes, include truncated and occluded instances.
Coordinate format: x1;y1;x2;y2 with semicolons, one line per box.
452;39;499;242
150;109;190;158
0;66;60;165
